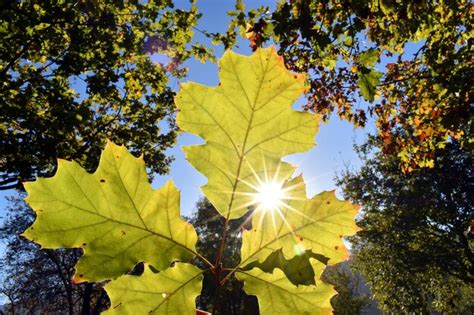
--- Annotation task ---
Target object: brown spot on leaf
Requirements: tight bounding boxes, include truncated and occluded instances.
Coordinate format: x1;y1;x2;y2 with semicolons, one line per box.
82;243;87;246
100;179;106;183
326;201;330;205
121;230;126;236
299;236;304;241
335;246;339;250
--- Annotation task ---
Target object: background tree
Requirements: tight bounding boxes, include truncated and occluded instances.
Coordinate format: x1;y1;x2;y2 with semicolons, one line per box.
214;0;472;170
0;0;214;190
320;261;372;315
0;194;109;314
336;139;474;313
188;198;258;314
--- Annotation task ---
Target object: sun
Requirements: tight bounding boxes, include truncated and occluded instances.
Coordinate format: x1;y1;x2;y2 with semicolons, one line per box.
255;181;286;211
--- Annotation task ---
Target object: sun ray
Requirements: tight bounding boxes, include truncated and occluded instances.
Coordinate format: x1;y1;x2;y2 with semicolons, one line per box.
279;202;317;223
269;207;281;248
273;206;298;241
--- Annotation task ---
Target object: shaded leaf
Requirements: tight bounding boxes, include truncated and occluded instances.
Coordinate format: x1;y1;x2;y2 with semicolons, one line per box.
357;68;382;101
358;48;379;67
243;249;329;286
23;142;198;282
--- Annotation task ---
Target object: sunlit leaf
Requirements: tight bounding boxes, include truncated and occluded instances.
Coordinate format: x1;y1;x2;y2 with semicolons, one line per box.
176;47;319;219
240;175;358;267
104;263;203;314
23;142;198;282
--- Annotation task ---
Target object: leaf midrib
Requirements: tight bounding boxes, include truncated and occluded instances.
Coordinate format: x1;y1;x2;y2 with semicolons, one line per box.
53;198;197;257
224;50;271;217
52;164;197;257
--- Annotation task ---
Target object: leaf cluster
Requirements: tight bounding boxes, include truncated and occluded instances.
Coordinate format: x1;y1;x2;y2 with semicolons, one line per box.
216;0;472;170
21;48;358;314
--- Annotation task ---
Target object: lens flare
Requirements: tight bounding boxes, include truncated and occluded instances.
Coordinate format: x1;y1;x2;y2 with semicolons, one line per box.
255;181;286;211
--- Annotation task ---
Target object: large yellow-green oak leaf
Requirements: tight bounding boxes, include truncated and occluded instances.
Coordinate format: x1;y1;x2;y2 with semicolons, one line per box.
175;46;319;220
240;175;359;268
104;263;203;315
236;258;334;315
23;142;198;282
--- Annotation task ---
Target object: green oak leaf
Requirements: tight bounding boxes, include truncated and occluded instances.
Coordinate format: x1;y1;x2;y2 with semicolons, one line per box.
175;46;319;220
236;260;334;315
358;48;379;67
23;142;198;282
104;263;203;315
357;67;382;102
240;175;359;267
243;248;329;286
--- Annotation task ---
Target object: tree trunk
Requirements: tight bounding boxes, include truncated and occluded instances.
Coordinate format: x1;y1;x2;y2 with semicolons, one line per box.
81;283;93;315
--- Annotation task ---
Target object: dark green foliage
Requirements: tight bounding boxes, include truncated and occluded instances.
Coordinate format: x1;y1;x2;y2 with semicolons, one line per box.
320;261;372;315
0;0;213;190
337;140;474;313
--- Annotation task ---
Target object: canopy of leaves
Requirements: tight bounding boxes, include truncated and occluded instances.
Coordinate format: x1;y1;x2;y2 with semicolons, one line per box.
320;261;373;315
0;0;214;190
218;0;472;170
337;139;474;313
23;142;198;282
